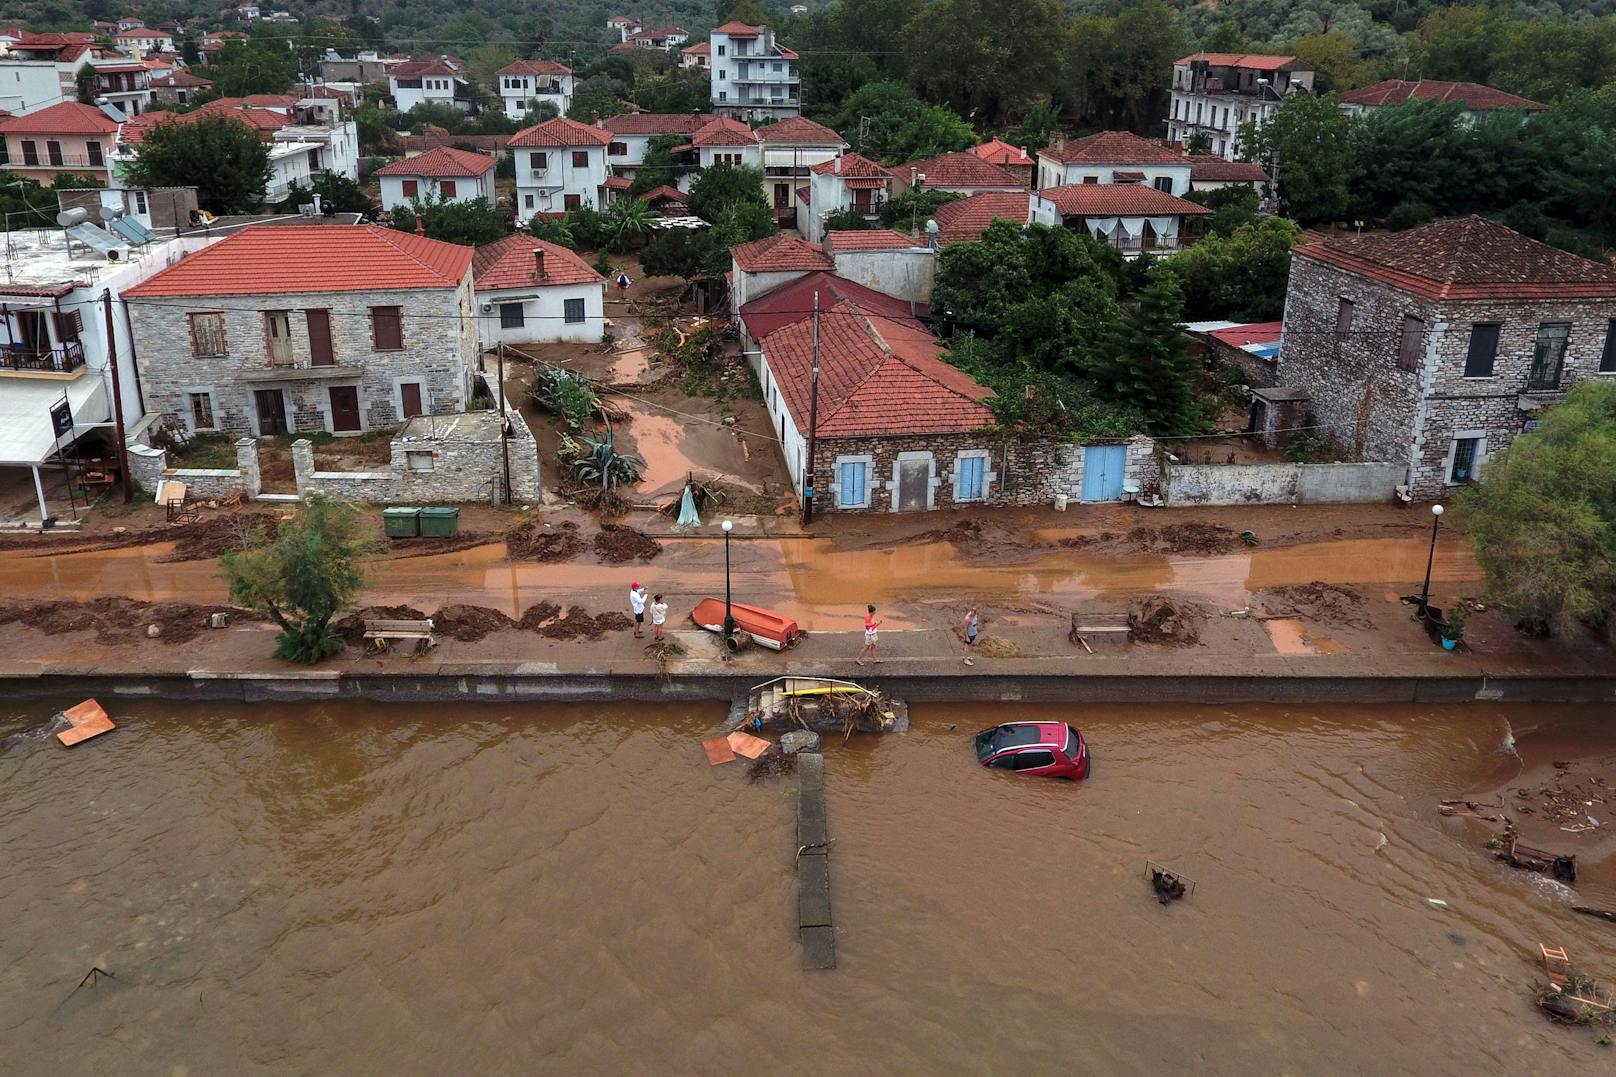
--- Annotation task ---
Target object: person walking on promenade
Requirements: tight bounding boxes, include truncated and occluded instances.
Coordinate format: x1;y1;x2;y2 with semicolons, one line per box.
962;607;979;666
856;605;882;666
630;582;647;639
650;593;668;641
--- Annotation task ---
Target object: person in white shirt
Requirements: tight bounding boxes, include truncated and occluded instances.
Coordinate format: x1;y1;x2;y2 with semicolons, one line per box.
650;593;668;640
629;582;647;638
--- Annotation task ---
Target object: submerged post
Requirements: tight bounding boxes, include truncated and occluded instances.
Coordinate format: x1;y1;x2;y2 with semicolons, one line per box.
797;751;835;969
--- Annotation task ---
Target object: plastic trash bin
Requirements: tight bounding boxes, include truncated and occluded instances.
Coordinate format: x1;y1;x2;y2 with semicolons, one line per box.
383;507;421;538
418;506;460;538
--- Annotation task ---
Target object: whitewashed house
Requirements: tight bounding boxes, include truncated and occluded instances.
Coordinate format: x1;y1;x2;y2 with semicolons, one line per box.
375;146;496;212
496;59;574;120
1036;130;1192;195
627;26;689;50
802;153;894;244
601;112;712;187
509;115;613;218
112;27;173;57
1029;184;1211;256
389;57;468;114
709;21;800;121
691;115;761;170
474;236;606;346
757;116;845;218
681;41;710;70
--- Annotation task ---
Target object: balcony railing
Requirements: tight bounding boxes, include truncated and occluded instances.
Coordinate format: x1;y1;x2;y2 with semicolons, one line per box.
0;340;87;374
3;152;108;170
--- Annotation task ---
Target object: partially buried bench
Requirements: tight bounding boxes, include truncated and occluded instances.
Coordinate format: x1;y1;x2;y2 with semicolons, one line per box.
1070;611;1132;651
364;618;436;654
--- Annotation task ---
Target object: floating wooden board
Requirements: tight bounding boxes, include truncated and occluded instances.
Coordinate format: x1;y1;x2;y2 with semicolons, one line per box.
58;711;116;747
702;737;736;765
63;699;108;725
726;730;770;759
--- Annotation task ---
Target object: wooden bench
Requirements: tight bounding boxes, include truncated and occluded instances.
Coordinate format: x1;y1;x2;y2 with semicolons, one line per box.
363;618;436;655
1070;611;1132;652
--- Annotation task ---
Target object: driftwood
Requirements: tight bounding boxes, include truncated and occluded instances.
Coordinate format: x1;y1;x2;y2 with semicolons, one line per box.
1573;906;1616;924
1497;832;1577;882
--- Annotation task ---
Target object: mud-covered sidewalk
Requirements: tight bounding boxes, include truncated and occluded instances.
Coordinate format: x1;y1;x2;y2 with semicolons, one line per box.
0;501;1610;695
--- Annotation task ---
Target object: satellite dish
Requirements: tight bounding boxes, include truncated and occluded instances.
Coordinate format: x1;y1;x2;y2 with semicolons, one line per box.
56;207;90;228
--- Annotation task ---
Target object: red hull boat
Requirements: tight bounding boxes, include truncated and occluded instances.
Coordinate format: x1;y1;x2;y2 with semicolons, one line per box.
690;598;799;651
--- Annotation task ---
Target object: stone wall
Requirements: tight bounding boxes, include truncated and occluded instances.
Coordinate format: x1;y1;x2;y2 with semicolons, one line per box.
126;277;478;439
1164;461;1404;506
812;433;1157;513
1275;250;1616;497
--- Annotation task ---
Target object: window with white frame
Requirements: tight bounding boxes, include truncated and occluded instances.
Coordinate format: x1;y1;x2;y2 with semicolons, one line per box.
1447;436;1483;484
406;450;435;472
954;451;988;502
835;456;872;508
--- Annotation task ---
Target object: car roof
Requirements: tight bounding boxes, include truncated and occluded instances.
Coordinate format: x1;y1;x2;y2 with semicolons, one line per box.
987;722;1069;752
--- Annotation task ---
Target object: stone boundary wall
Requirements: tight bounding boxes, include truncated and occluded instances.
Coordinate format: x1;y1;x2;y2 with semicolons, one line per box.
1164;461;1405;506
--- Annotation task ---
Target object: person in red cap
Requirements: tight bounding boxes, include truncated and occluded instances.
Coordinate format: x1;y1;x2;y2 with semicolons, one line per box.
629;582;647;638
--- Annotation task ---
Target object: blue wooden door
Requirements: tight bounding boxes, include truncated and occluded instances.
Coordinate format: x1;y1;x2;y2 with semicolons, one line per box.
1080;444;1126;501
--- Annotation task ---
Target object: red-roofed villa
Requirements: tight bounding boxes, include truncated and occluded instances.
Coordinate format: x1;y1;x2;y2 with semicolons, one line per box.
473;235;606;345
375;146;496;211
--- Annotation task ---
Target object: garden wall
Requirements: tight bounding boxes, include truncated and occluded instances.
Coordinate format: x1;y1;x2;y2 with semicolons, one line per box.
1164;461;1405;506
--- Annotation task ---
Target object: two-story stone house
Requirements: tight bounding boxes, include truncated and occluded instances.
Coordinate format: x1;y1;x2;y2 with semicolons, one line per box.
122;225;479;438
495;59;574;120
1274;217;1616;496
509;115;612;219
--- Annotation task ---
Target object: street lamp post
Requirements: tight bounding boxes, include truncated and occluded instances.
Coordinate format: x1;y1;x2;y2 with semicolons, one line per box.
721;519;736;644
1418;504;1444;611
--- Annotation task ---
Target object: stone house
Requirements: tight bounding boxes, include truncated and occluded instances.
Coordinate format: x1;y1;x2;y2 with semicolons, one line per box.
375;146;496;212
1036;130;1191;195
741;270;1157;511
1274;216;1616;497
509;115;613;220
123;224;479;438
148;69;212;105
473;235;605;346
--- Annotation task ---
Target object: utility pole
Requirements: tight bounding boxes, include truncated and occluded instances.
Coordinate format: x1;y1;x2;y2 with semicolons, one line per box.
497;341;512;504
101;290;131;504
801;292;820;525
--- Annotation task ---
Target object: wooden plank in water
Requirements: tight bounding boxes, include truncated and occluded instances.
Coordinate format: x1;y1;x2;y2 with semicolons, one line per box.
726;730;770;759
800;925;836;970
702;737;735;765
795;752;835;969
58;714;115;747
63;699;108;726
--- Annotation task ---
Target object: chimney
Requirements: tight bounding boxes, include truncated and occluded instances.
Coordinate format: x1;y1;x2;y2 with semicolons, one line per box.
534;246;546;280
413;212;424;236
834;154;841;174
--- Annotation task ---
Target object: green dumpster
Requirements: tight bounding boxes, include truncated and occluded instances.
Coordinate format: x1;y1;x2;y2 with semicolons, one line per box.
418;506;460;538
383;507;421;539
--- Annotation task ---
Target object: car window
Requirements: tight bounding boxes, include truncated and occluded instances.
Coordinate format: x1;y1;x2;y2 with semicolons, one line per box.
986;752;1016;769
1066;726;1082;758
1012;750;1056;771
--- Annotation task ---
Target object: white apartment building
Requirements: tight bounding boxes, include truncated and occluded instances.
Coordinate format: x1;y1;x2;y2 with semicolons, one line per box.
1166;52;1314;162
509;116;612;219
495;59;574;120
709;22;800;121
112;28;174;57
388;58;467;114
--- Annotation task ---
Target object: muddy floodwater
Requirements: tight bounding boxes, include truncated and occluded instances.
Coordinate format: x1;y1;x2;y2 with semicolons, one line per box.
4;698;1615;1074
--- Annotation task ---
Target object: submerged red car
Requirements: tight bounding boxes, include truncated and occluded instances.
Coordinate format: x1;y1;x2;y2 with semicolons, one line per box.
973;722;1090;780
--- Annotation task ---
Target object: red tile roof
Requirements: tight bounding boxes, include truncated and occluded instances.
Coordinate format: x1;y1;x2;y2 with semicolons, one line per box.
150;70;211;88
810;153;892;179
116;27;171;38
692;116;757;147
682;42;710;56
642;184;689;205
971;138;1033;168
758;293;994;438
0;101;119;136
391;58;461;78
399;133;510;154
730;233;832;273
1296;216;1616;300
755;116;844;145
1338;79;1545;112
740;271;920;338
1208;321;1283;348
1041;130;1187;165
1187;156;1270;183
604;175;632;190
896;152;1022;190
510;116;611;147
124;225;474;298
827;229;921;253
121;102;290;144
498;59;572;76
1036;185;1212;217
930;192;1031;246
1176;52;1300;69
374;145;494;178
602;112;715;135
714;22;762;36
472;234;603;290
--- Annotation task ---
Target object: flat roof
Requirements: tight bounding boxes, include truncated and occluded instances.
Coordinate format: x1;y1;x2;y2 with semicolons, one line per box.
0;227;123;294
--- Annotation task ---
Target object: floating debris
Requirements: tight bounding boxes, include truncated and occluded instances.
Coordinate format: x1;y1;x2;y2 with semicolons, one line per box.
1145;860;1195;905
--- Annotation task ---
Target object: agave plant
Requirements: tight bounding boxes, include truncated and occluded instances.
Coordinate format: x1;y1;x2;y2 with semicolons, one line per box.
568;423;645;490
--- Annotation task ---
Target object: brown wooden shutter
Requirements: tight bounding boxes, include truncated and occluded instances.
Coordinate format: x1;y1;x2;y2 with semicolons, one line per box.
370;306;403;350
52;309;83;341
306;308;334;366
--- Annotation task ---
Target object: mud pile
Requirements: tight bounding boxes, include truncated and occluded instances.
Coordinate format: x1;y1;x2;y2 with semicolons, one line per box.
388;533;492;560
517;602;632;640
1256;583;1374;631
593;523;663;563
505;520;585;562
432;604;517;642
0;597;257;645
159;515;280;562
1129;595;1206;646
1061;524;1239;557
